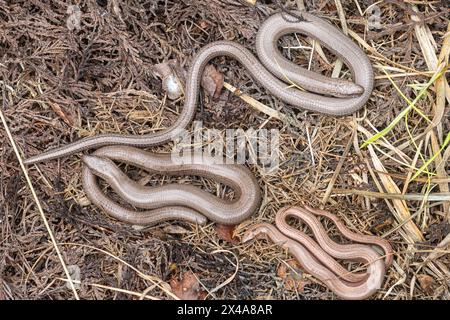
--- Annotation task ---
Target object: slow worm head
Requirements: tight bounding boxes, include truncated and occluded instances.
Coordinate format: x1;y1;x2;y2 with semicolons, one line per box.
83;155;119;181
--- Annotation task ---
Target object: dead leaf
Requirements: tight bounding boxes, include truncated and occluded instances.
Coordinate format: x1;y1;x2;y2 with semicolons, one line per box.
417;274;435;294
277;259;309;292
371;215;394;233
170;271;204;300
215;224;239;244
49;102;75;126
201;64;224;100
240;27;254;40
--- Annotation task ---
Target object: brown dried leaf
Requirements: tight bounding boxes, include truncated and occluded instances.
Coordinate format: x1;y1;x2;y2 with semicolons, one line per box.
371;216;394;233
277;259;309;292
201;64;224;100
170;271;203;300
49;102;75;126
240;27;254;40
417;274;435;294
215;224;239;244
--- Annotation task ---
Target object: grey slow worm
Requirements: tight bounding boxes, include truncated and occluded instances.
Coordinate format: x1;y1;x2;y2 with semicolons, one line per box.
81;146;262;225
243;206;392;300
25;11;373;165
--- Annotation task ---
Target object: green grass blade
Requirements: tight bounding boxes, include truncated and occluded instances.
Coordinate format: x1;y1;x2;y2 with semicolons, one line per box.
411;131;450;181
361;64;447;149
361;107;411;148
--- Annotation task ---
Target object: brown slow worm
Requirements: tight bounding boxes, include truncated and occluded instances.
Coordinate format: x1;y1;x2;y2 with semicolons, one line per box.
81;146;262;225
242;206;392;300
25;11;373;165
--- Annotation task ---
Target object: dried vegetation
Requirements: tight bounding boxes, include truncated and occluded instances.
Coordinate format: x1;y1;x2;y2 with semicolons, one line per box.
0;0;449;300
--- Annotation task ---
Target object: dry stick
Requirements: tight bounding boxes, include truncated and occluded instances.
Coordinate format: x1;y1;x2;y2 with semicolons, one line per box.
423;233;450;264
418;146;450;268
430;133;450;213
305;125;315;166
295;0;306;11
223;82;286;120
437;145;450;221
332;0;347;78
0;108;79;299
202;249;239;298
435;260;450;278
402;140;423;195
331;189;450;202
407;5;447;293
431;21;450;216
412;4;450;219
352;0;364;16
411;7;438;70
413;13;450;131
355;128;412;242
322;128;355;204
347;29;423;74
60;242;179;300
366;143;424;243
373;170;450;184
374;69;450;79
57;278;160;300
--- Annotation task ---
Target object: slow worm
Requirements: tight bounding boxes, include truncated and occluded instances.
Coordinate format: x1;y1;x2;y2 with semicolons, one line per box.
25;12;373;165
242;206;392;300
81;146;262;225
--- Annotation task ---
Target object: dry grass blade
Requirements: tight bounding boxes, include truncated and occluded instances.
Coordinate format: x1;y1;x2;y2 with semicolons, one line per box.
0;105;79;299
59;242;178;300
366;143;424;243
1;0;449;301
223;82;286;121
411;132;450;181
332;0;348;78
361;64;446;149
332;189;450;202
57;278;160;300
322;128;355;204
207;249;239;295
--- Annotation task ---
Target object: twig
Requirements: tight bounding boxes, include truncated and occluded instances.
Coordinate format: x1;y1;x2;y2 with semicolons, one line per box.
0;92;79;299
57;278;160;300
331;189;450;202
322;129;355;204
223;81;286;121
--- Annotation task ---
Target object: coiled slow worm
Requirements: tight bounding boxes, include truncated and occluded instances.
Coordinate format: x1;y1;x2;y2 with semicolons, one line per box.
242;206;392;300
25;12;373;165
